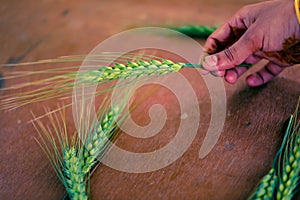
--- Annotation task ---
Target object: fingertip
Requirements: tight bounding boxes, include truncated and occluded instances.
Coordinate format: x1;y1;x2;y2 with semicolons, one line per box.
202;55;218;71
225;70;237;84
246;73;264;87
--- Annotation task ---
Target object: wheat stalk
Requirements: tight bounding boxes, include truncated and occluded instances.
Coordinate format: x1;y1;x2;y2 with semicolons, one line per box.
0;54;187;110
32;108;87;199
248;98;300;200
32;79;134;199
33;107;90;200
0;48;253;111
0;25;249;111
82;107;120;174
275;111;300;200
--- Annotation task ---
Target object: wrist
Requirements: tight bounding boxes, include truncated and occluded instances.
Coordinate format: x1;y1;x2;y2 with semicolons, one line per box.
294;0;300;24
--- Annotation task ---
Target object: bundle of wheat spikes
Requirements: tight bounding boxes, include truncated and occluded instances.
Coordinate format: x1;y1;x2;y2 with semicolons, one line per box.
1;25;299;200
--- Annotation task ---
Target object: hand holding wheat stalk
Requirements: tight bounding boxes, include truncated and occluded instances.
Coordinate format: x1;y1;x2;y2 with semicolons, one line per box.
0;25;253;111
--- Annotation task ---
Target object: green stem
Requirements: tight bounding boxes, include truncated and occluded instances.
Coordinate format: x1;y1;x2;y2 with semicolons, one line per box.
170;25;217;39
183;63;253;69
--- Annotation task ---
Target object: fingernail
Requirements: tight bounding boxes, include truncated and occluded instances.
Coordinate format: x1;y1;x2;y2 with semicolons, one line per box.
211;70;225;77
225;70;237;84
203;55;218;71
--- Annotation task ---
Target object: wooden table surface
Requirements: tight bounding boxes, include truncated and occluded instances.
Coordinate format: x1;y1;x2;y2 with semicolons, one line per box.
0;0;300;199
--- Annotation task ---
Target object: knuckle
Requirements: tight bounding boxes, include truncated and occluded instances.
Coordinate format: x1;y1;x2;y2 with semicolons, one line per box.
237;5;250;17
239;5;253;16
235;5;254;27
224;46;238;65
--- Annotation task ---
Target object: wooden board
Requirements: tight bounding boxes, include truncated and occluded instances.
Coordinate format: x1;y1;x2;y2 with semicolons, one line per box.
0;0;299;199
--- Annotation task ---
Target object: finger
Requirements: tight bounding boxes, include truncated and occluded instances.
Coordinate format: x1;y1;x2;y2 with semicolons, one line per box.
224;65;249;84
224;54;261;84
204;37;224;54
244;54;262;65
203;9;250;53
246;62;284;87
202;28;262;71
204;25;246;54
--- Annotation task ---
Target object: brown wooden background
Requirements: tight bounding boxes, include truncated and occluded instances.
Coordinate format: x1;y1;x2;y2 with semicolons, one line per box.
0;0;300;199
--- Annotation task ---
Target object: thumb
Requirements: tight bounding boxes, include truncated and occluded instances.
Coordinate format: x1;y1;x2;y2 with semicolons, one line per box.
202;30;260;71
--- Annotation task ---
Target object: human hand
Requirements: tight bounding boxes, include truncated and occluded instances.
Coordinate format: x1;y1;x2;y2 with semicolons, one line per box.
202;0;300;87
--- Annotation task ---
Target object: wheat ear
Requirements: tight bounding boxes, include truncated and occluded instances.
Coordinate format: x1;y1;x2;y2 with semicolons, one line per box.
248;168;277;200
63;147;88;200
33;104;124;199
33;107;90;199
82;107;120;174
78;59;184;84
248;98;300;200
275;108;300;200
0;50;253;111
0;54;186;110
